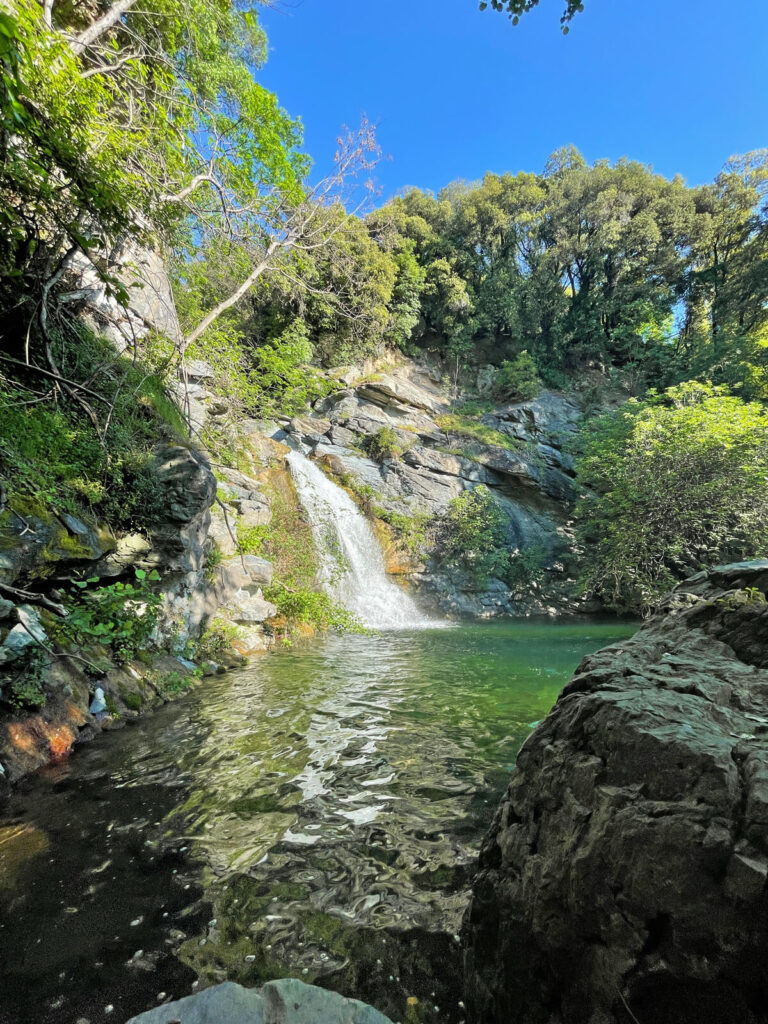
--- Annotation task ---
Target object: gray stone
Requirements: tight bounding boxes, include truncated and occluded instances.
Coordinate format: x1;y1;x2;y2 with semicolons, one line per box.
227;589;277;624
287;416;331;447
60;513;90;536
125;979;394;1024
356;372;446;416
261;978;393;1023
186;359;215;380
220;469;263;496
232;499;271;529
125;981;264;1024
326;425;359;448
147;445;217;573
463;560;768;1024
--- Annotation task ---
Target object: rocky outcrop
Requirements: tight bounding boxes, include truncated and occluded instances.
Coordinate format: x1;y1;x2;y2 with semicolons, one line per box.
268;363;582;617
126;978;393;1024
463;560;768;1024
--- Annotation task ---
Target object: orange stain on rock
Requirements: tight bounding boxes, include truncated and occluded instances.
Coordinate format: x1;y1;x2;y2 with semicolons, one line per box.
6;719;75;760
45;724;75;759
7;722;38;755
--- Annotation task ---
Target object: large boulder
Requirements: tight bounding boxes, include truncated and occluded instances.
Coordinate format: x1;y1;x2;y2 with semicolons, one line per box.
125;978;394;1024
463;560;768;1024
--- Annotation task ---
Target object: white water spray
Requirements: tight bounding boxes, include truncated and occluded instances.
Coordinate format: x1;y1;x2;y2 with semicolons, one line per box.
286;451;433;629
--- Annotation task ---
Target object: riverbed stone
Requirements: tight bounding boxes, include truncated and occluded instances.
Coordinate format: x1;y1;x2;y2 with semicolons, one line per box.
125;979;394;1024
463;560;768;1024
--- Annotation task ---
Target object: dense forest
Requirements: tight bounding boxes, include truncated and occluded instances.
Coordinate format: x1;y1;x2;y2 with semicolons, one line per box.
1;0;767;616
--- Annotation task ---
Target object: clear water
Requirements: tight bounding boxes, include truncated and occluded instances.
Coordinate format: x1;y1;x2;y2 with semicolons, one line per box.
0;621;634;1023
286;451;433;629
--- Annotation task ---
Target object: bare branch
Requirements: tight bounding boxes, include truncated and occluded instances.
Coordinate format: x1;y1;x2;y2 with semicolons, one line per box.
70;0;140;57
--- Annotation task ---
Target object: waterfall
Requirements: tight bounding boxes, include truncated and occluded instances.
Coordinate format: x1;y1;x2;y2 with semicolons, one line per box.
286;451;433;630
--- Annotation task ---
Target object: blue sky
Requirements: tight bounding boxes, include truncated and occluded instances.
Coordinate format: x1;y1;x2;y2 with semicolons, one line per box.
258;0;767;199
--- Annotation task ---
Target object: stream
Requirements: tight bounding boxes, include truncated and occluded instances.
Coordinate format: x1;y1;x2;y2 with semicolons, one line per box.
0;621;634;1024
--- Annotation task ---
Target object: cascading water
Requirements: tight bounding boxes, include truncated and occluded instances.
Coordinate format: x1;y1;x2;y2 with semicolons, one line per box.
286;450;433;629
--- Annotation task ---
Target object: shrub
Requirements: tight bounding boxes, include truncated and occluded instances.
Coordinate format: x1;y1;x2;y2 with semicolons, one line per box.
197;618;243;660
575;381;768;613
263;584;363;634
506;544;547;593
493;351;542;403
438;485;509;587
362;426;407;462
52;569;162;664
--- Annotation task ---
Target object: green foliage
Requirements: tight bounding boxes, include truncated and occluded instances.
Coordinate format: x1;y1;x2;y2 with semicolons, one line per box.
715;587;767;612
119;688;143;711
203;544;225;583
374;508;431;556
362;427;408;462
506;544;547;593
493;351;542;402
439;485;510;586
53;569;162;663
157;670;194;695
0;328;183;530
263;584;364;634
4;648;48;710
436;413;518;449
197;618;243;661
575;382;768;612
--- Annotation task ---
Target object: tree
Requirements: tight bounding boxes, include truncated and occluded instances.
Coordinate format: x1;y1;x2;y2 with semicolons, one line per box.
575;382;768;612
480;0;586;31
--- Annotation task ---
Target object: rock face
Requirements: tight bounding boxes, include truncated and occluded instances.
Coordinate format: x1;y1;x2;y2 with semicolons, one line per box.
125;978;394;1024
270;363;582;617
463;560;768;1024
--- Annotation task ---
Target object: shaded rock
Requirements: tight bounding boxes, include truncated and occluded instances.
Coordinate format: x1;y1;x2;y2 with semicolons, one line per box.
125;979;394;1024
0;502;113;584
146;445;216;573
473;446;575;501
327;424;359;448
463;560;768;1024
403;447;492;485
287;416;331;447
488;389;581;443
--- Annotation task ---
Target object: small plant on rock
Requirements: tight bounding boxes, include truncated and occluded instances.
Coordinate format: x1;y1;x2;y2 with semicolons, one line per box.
362;427;407;463
493;351;542;403
438;485;510;587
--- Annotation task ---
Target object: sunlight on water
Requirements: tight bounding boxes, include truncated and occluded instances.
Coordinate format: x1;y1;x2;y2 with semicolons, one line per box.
0;620;635;1024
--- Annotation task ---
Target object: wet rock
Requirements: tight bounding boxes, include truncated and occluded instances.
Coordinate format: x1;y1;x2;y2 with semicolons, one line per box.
125;979;394;1024
463;560;768;1024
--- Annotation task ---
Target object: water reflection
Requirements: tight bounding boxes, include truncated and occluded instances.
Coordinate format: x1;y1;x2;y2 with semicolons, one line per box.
0;621;634;1024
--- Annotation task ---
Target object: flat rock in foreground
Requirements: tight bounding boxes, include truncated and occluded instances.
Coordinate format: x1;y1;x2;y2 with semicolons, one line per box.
126;978;394;1024
463;560;768;1024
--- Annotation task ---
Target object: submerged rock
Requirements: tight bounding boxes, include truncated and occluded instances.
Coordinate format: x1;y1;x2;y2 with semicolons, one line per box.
463;559;768;1024
125;978;394;1024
